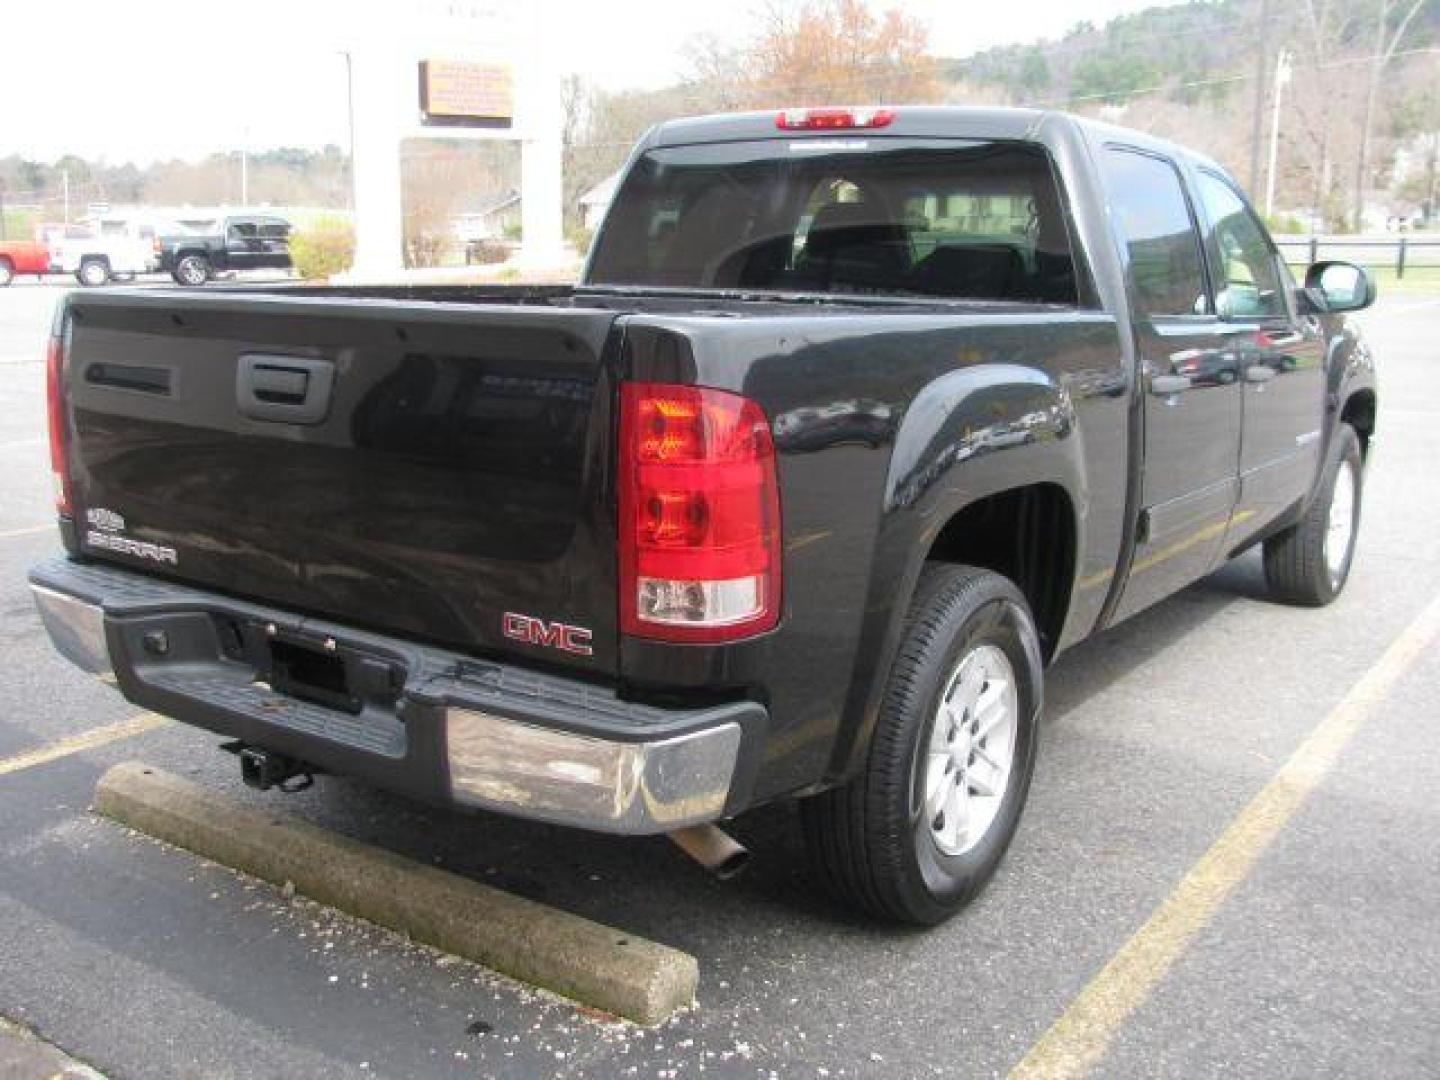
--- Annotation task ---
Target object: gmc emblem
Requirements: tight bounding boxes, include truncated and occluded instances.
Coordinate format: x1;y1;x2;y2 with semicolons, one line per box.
502;612;594;656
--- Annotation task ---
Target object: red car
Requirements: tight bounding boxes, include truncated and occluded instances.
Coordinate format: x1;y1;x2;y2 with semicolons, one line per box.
0;235;52;285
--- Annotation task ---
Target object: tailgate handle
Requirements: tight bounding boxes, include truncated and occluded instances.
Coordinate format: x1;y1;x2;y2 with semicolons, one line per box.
237;354;334;425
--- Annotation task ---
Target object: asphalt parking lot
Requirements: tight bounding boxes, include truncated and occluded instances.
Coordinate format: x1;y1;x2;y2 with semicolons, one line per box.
1;278;1438;1079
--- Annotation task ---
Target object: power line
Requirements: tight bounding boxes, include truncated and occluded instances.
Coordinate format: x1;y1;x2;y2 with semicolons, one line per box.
1021;45;1439;109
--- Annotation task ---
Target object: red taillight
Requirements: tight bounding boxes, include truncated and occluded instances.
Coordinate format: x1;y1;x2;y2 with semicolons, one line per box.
46;331;72;517
775;107;896;131
618;383;782;642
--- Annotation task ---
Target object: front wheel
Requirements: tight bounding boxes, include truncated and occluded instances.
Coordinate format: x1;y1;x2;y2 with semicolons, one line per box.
172;254;211;286
0;258;14;287
800;565;1043;925
76;259;110;287
1263;423;1363;606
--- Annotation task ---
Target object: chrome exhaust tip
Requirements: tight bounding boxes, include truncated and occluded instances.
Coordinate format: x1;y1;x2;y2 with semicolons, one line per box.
667;824;750;880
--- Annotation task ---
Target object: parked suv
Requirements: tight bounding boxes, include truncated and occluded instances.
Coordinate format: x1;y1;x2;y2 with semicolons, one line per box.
157;214;293;285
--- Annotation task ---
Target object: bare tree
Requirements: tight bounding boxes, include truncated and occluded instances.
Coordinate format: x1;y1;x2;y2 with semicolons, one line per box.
1288;0;1361;227
400;141;513;268
682;34;750;112
1354;0;1428;229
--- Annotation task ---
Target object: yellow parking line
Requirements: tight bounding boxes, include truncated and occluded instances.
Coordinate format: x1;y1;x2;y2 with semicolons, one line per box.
0;713;171;779
0;524;53;541
1009;588;1440;1080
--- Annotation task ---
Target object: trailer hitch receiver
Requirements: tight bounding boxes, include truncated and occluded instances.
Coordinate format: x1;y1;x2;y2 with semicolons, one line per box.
236;746;315;793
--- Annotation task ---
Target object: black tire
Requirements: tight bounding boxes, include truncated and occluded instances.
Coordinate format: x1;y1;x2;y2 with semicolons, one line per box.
172;254;211;286
800;565;1043;925
0;258;14;287
1263;423;1363;606
77;258;110;287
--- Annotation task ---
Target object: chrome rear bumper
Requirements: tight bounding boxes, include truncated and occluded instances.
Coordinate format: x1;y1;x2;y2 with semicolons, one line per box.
31;584;112;678
28;558;761;835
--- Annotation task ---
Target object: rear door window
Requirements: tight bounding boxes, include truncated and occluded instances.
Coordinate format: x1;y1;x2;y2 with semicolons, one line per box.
589;140;1082;305
1100;148;1209;318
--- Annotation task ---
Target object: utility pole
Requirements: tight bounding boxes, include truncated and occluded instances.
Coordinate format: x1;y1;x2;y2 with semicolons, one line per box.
0;180;7;241
62;168;70;224
1247;0;1272;193
1264;49;1293;219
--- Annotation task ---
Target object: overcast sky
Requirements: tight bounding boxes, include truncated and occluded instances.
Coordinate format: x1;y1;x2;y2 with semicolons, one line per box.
6;0;1169;163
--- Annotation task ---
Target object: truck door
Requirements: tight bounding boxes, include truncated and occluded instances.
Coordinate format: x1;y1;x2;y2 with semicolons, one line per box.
257;218;292;270
1100;146;1243;623
224;218;262;270
1191;170;1326;552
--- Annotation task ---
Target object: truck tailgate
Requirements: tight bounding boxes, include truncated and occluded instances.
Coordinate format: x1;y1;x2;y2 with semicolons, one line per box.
61;291;621;675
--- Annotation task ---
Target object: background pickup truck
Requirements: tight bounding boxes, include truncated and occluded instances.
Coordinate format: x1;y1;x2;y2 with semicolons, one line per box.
49;215;162;286
31;106;1378;925
156;213;293;285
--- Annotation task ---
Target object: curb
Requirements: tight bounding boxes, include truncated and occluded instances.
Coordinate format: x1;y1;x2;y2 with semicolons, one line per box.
0;1016;105;1079
93;761;697;1026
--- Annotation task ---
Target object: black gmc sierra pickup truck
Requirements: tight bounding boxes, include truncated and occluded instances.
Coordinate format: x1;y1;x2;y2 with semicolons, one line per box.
31;107;1378;924
157;213;294;286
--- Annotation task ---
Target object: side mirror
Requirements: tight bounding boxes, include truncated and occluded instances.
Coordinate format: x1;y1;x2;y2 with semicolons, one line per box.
1304;260;1377;314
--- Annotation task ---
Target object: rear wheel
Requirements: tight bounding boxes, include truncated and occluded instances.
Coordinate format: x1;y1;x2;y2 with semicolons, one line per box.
77;258;110;287
0;258;14;287
1263;423;1363;606
800;565;1043;925
172;254;211;286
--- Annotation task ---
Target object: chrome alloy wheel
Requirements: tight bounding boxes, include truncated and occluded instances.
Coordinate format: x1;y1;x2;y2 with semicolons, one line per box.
177;257;207;286
921;644;1018;856
1325;458;1357;586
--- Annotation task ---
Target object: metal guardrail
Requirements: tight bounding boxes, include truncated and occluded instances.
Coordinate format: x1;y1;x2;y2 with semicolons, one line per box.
1273;236;1440;278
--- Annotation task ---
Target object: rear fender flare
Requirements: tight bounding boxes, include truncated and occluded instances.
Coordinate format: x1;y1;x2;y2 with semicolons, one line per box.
827;363;1084;781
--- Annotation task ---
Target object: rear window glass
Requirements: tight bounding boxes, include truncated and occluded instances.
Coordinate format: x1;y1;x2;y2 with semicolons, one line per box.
1100;148;1209;318
588;140;1080;304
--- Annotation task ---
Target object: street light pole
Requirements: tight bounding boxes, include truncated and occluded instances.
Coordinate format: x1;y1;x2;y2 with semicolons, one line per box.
1264;49;1293;220
237;122;252;206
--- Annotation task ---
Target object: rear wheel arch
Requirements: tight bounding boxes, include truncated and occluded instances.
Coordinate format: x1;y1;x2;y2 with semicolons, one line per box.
829;478;1081;787
923;482;1079;664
